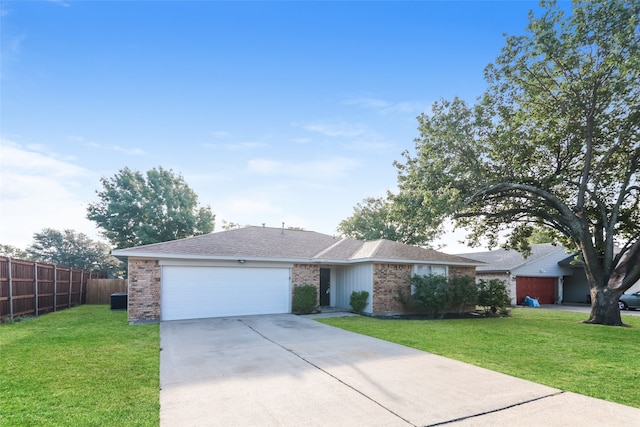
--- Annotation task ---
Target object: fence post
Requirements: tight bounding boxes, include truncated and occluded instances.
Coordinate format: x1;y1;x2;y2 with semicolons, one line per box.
79;270;84;306
34;262;39;317
8;257;13;321
54;265;57;312
68;269;73;308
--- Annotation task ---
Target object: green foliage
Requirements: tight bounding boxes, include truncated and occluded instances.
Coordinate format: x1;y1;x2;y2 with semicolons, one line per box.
318;309;640;409
221;220;242;230
292;284;318;314
25;228;123;277
0;306;159;426
526;226;560;245
339;196;440;246
411;274;480;317
349;290;370;314
477;279;511;314
411;274;450;318
393;0;640;324
0;243;28;259
87;166;215;249
447;275;478;315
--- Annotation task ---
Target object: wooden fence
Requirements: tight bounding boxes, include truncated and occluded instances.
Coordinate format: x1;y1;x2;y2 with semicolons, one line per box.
86;279;127;304
0;256;106;322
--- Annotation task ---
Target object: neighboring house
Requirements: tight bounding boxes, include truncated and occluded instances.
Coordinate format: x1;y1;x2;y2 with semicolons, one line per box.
558;254;591;304
559;253;640;303
112;226;481;323
458;244;573;305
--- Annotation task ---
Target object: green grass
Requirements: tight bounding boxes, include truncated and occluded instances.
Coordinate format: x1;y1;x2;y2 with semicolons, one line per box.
318;308;640;408
0;305;159;426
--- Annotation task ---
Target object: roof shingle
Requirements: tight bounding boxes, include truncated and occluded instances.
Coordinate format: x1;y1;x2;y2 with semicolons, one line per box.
112;226;481;265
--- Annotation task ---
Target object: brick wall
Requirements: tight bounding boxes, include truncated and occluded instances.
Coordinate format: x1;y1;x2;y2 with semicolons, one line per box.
449;265;477;279
292;264;320;305
372;263;414;315
127;258;161;323
372;264;478;316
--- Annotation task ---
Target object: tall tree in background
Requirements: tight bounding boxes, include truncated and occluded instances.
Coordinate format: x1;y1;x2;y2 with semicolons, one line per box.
87;167;215;248
394;0;639;325
0;244;28;259
25;228;123;276
338;196;438;245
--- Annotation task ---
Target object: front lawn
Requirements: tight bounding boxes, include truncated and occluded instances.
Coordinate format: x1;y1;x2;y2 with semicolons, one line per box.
0;305;159;426
318;308;640;408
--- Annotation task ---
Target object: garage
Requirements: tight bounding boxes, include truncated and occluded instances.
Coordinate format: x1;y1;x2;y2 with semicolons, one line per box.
516;276;557;304
161;266;291;321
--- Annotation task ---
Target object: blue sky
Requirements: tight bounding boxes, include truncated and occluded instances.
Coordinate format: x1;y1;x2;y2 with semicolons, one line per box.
1;0;546;252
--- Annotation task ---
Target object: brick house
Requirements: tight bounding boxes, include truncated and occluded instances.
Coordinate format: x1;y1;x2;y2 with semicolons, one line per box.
112;226;480;323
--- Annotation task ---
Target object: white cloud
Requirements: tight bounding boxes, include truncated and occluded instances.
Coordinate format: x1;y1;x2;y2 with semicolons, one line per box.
111;145;145;155
6;33;25;55
225;142;269;151
344;96;427;115
210;131;230;138
345;141;395;152
344;96;390;109
46;0;71;7
0;141;101;248
302;122;368;138
81;140;145;155
246;156;361;181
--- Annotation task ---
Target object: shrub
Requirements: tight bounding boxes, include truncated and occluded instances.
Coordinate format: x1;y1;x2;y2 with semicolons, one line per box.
447;275;478;315
411;274;449;318
478;278;511;314
349;291;370;314
292;284;318;314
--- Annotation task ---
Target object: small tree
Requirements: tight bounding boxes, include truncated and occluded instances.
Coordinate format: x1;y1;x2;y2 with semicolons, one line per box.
477;279;511;314
292;284;318;314
349;291;370;314
411;274;449;319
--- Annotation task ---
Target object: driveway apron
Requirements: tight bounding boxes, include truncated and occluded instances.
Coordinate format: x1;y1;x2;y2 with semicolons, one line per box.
160;314;640;426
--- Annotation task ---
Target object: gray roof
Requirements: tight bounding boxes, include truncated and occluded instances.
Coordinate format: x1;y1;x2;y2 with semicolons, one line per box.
112;226;481;265
457;243;564;272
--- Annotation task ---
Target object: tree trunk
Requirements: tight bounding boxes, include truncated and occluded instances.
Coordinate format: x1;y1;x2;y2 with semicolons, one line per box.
584;287;625;326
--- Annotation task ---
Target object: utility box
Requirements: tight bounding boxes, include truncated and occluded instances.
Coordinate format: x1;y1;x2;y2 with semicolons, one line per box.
110;292;128;310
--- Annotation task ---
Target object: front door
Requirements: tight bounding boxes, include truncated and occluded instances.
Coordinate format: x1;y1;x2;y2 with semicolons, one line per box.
319;268;330;306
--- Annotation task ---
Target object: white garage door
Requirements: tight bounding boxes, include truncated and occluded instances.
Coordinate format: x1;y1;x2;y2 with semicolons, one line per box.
161;266;291;321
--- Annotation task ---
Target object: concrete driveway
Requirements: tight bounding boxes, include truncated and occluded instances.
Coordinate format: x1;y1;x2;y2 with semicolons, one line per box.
160;314;640;426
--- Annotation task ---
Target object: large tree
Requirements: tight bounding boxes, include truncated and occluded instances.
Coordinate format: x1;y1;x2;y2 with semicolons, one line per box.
87;167;215;248
26;228;123;276
338;197;434;244
394;0;639;325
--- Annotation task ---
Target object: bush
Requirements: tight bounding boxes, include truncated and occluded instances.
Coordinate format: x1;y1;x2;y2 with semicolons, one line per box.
292;284;318;314
349;291;369;314
478;278;511;314
411;274;449;318
447;275;478;315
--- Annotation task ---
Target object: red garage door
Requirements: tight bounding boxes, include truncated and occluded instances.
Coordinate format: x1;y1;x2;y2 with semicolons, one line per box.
516;277;556;304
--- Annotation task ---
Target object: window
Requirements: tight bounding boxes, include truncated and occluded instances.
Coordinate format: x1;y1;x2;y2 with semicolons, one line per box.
413;264;447;277
411;265;448;294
